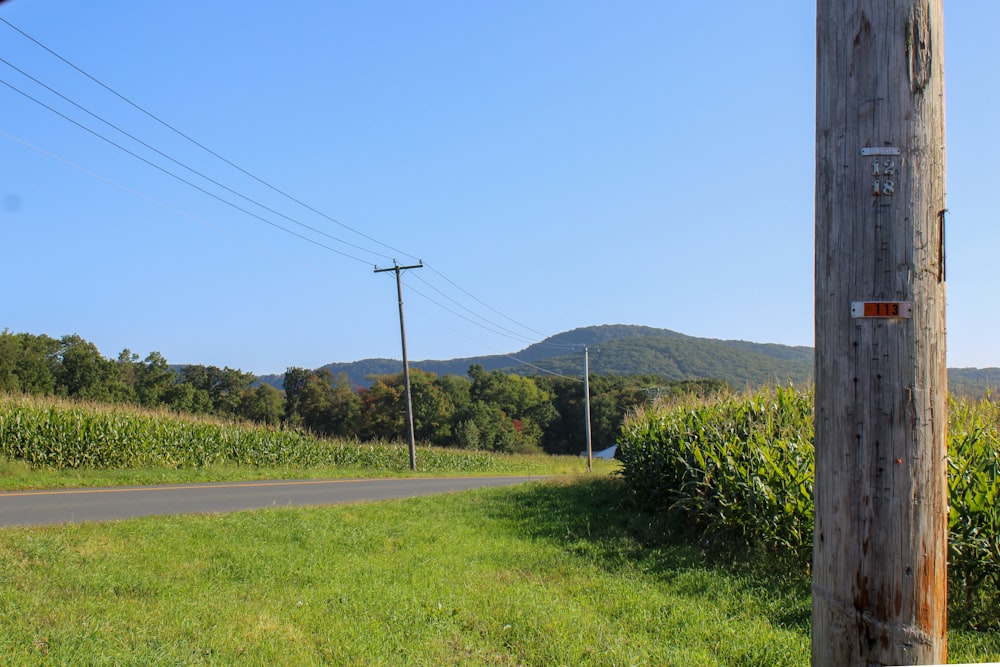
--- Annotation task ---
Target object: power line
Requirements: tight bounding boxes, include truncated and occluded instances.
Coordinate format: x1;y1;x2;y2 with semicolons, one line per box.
2;16;578;362
408;272;540;345
0;128;341;268
1;17;536;337
423;261;558;343
4;113;587;382
0;55;395;264
500;354;584;382
0;128;242;235
1;60;558;350
0;75;374;265
399;281;586;381
0;16;418;265
417;262;582;352
403;280;540;347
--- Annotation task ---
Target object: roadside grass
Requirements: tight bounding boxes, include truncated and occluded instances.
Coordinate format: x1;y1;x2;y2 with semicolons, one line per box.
0;476;808;666
1;477;996;665
0;452;618;491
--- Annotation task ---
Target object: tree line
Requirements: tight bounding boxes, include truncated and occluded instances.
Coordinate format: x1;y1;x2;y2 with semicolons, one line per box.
0;331;726;455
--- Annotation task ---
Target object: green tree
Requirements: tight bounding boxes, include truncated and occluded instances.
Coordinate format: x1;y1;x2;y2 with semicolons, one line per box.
239;383;285;426
0;331;60;395
55;334;120;401
357;369;461;445
535;376;585;455
180;365;255;416
463;401;506;452
454;419;481;449
162;382;213;414
282;367;311;426
433;373;471;445
115;349;141;404
358;377;405;442
408;369;455;443
281;369;361;437
0;330;20;393
327;372;362;437
135;351;176;407
537;374;729;455
297;370;335;434
465;365;554;453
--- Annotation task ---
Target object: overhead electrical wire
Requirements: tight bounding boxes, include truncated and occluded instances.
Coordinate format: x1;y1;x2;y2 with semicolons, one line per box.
401;284;583;382
0;55;394;265
406;274;585;360
0;75;376;265
408;272;540;346
1;16;553;349
1;16;584;374
500;355;583;382
421;262;581;352
1;128;245;235
0;15;417;265
403;280;536;347
0;127;342;266
390;283;585;382
422;262;550;340
1;65;550;350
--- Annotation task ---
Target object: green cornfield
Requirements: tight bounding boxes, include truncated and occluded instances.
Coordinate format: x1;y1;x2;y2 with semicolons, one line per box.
618;387;1000;627
0;393;530;474
618;387;815;556
948;393;1000;618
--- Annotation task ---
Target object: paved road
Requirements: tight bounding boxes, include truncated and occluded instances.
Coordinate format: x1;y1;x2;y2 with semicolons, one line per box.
0;476;545;527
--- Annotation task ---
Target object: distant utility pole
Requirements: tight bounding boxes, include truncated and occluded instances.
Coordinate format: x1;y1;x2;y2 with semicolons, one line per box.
374;260;423;472
584;346;593;473
813;2;947;666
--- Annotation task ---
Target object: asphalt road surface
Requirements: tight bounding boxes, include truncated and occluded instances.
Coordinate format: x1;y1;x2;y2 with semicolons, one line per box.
0;476;546;527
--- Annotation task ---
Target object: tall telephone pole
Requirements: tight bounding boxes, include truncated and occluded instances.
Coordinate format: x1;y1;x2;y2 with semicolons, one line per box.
813;2;947;665
584;346;593;473
375;260;423;472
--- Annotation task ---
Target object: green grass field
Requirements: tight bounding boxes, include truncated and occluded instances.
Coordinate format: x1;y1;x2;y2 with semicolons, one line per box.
2;394;998;664
0;478;798;665
2;477;998;665
0;452;616;491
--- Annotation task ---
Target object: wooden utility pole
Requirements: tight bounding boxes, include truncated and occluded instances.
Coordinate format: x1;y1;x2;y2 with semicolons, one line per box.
813;2;947;665
375;260;423;471
584;346;593;473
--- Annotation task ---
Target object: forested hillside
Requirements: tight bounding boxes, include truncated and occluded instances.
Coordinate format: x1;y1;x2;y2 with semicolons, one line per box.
2;326;996;458
948;367;1000;397
507;329;813;387
257;325;816;390
257;325;993;394
0;329;723;455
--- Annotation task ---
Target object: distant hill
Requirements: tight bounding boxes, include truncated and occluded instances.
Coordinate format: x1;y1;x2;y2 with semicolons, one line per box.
257;324;999;395
948;367;1000;397
258;325;814;389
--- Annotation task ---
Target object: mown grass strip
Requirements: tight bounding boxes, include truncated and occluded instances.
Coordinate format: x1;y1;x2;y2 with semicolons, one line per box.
2;478;805;665
0;477;996;665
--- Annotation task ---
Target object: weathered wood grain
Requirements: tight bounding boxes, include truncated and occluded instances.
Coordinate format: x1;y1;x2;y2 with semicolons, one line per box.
813;1;947;665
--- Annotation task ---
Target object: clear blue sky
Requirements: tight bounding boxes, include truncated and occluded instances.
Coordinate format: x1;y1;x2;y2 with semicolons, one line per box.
2;1;997;375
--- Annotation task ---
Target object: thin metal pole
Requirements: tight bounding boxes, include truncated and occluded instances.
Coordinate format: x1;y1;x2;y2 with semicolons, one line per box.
584;346;592;473
374;260;422;471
